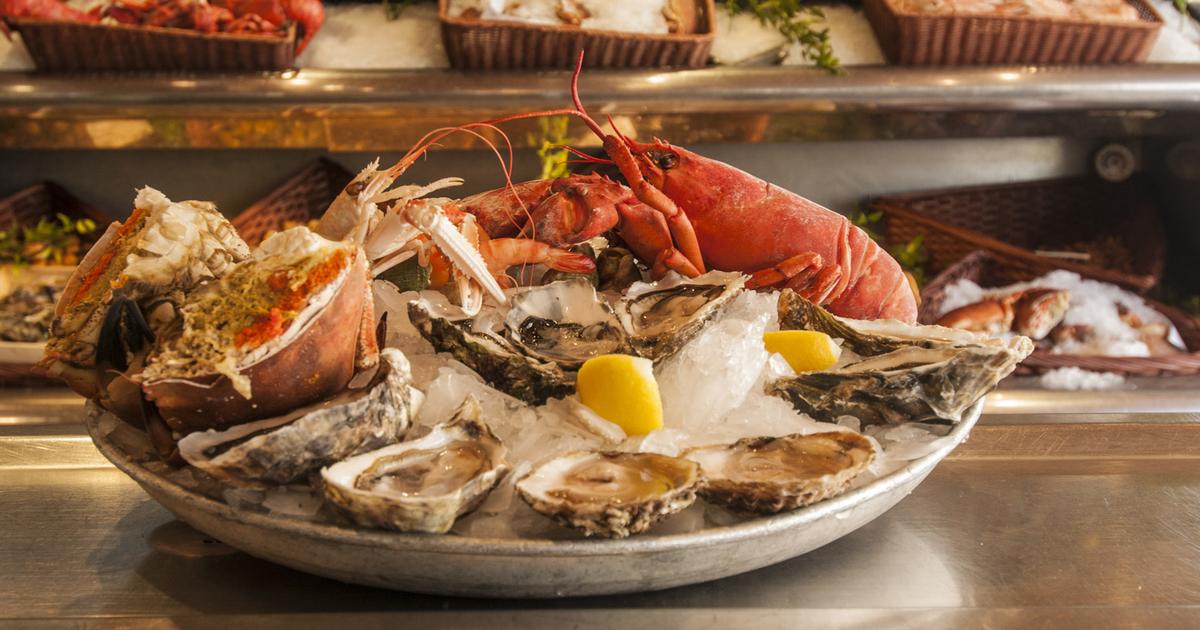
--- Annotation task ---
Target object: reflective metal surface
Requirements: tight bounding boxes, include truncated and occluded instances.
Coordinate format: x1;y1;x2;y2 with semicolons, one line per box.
2;66;1199;149
3;411;1198;626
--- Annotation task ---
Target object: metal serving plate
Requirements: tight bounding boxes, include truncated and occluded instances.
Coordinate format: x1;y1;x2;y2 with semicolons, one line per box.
85;401;983;598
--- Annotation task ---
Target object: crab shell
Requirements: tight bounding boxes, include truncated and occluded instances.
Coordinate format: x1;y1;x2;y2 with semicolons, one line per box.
141;250;375;435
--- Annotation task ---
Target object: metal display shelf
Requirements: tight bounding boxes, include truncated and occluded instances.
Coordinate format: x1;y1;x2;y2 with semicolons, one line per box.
2;65;1200;150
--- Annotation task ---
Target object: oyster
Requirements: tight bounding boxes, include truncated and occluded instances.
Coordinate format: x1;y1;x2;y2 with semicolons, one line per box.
409;298;572;404
768;291;1033;426
516;451;702;538
321;395;509;534
503;279;631;370
178;348;416;486
617;271;745;361
685;432;875;514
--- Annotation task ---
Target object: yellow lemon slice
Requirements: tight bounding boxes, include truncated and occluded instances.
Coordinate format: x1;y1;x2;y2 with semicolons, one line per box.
576;354;663;436
763;330;842;373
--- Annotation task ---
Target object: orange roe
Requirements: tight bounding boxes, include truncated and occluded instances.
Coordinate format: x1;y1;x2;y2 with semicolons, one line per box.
233;249;349;350
71;207;145;306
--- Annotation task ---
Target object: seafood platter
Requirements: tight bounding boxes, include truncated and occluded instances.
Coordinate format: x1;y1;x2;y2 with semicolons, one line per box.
53;63;1031;596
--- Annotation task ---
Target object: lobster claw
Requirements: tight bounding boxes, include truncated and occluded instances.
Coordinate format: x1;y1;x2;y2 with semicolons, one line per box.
96;294;156;372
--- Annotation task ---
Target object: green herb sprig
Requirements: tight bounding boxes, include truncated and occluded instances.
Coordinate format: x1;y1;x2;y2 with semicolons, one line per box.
0;213;97;267
535;115;572;180
854;209;928;285
723;0;841;74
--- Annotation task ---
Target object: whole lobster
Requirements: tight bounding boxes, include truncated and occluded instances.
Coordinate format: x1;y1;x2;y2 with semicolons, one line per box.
462;55;918;323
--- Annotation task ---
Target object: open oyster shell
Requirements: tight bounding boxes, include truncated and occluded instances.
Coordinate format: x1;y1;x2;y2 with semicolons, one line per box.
516;451;702;538
685;432;876;514
178;348;416;486
617;271;745;361
768;291;1033;426
321;395;509;534
409;298;572;405
503;279;631;371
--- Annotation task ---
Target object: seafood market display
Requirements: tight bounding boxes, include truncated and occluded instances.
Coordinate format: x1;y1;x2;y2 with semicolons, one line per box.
933;270;1186;357
2;0;325;53
55;59;1030;543
896;0;1143;21
448;0;697;34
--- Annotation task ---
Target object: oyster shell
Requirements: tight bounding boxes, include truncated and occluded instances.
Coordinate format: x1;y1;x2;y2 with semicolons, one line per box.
617;271;745;361
516;451;702;538
409;298;572;405
685;432;875;514
321;395;509;534
768;291;1033;426
503;279;631;370
178;348;416;486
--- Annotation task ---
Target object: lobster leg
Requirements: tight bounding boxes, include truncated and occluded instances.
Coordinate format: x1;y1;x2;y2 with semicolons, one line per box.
746;253;843;305
602;136;706;276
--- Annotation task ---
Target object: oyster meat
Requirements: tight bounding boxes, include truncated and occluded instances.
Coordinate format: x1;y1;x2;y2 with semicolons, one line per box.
322;395;509;534
178;348;416;486
409;298;572;404
685;432;875;514
516;450;702;538
617;271;745;361
503;279;631;370
768;290;1033;426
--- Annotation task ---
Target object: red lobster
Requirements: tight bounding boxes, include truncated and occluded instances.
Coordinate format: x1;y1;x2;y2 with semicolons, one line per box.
460;54;918;323
1;0;96;34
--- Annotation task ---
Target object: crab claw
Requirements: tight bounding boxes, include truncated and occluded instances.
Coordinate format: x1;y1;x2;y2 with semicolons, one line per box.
405;202;507;306
95;294;156;372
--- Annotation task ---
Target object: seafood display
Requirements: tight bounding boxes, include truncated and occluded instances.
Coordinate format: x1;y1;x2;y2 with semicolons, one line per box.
516;450;702;538
769;291;1032;426
448;0;696;34
323;395;509;534
2;0;325;53
684;432;876;514
933;270;1186;357
0;283;61;342
51;60;1025;543
178;348;416;486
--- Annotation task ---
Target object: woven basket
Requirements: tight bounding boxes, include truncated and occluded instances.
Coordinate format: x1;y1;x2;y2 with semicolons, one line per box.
0;182;107;385
439;0;715;70
863;0;1162;65
6;19;296;72
232;158;353;247
920;251;1200;376
870;176;1166;294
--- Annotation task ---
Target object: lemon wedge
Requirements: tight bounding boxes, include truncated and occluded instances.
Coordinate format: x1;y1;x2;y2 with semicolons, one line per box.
763;330;842;373
576;354;663;436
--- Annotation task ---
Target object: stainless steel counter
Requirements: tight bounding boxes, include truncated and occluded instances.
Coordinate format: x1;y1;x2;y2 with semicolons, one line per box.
3;388;1199;628
3;65;1199;149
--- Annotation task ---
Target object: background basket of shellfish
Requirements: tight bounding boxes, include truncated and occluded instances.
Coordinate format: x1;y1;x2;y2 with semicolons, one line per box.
231;158;353;247
871;175;1167;294
438;0;716;70
919;250;1200;376
862;0;1163;65
4;18;297;72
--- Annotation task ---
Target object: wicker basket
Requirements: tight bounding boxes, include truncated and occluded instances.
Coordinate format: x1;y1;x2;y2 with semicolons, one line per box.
5;19;296;72
920;251;1200;376
232;158;353;247
870;176;1166;294
0;182;107;386
439;0;716;70
863;0;1162;65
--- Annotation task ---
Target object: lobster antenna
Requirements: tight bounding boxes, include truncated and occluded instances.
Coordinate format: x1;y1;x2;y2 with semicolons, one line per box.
569;51;608;140
560;144;614;165
604;113;635;150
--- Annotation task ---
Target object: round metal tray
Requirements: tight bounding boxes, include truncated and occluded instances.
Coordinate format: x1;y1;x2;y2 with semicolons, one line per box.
87;401;982;598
